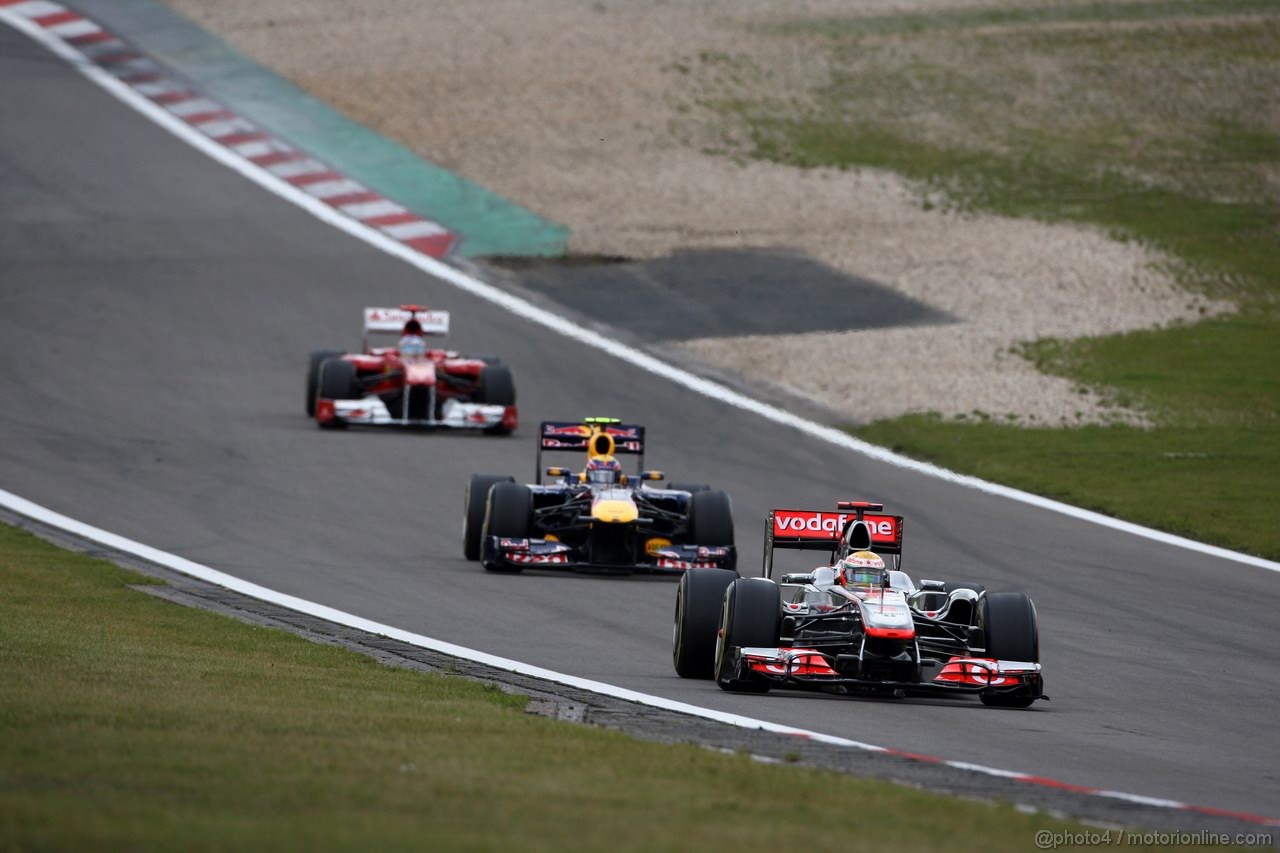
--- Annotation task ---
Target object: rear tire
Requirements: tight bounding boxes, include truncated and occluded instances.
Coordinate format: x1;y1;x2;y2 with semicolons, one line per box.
715;578;781;693
306;349;343;415
481;482;532;573
979;592;1040;708
464;474;515;561
689;490;734;546
672;568;738;679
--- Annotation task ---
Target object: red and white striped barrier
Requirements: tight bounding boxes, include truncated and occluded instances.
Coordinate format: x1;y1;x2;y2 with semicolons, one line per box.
0;0;457;257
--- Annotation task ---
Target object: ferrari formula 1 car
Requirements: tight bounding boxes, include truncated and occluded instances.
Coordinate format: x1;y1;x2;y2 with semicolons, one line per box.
463;418;737;574
305;305;517;433
672;501;1046;708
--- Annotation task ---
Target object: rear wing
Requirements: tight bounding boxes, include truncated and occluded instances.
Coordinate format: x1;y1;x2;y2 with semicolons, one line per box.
763;501;903;579
536;418;645;483
363;305;449;350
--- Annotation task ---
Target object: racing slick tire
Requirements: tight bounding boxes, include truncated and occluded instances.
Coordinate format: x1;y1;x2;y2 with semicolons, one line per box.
476;364;516;406
979;592;1040;708
316;358;359;429
464;474;516;561
670;482;710;494
672;568;738;679
689;490;734;547
481;481;532;573
715;578;781;693
306;349;343;416
476;364;516;435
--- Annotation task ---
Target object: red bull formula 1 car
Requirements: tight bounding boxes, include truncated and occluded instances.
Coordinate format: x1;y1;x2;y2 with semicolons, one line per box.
305;305;517;433
463;418;737;574
672;501;1046;708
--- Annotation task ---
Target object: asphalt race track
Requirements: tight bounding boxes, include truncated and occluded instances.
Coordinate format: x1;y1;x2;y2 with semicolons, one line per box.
3;23;1279;819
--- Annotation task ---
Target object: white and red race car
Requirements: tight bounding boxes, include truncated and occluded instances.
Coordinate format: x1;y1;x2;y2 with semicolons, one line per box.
673;501;1046;708
305;305;517;433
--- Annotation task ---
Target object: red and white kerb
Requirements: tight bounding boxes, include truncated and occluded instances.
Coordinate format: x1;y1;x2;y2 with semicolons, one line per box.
0;0;456;257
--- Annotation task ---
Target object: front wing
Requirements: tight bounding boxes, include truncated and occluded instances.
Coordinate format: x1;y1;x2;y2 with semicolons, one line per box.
482;536;736;574
316;395;517;432
728;646;1043;698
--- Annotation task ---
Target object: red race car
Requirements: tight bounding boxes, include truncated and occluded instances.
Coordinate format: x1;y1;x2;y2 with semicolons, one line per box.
306;304;517;434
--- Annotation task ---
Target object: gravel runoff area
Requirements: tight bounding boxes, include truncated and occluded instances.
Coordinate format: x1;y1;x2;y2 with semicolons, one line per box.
159;0;1227;425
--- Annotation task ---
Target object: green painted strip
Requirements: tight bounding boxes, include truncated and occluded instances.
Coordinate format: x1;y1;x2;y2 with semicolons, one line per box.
70;0;570;257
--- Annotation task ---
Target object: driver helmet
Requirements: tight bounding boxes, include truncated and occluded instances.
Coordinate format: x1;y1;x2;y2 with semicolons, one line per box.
584;456;623;486
398;334;428;361
838;550;886;589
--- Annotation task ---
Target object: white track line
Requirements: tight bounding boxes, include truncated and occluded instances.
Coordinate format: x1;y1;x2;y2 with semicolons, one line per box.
6;8;1272;576
3;487;1278;827
0;488;884;750
4;8;1280;825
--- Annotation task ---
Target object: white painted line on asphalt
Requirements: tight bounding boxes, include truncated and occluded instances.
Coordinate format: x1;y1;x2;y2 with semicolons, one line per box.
192;117;256;139
382;220;449;239
231;139;291;159
46;19;97;38
7;0;62;17
3;486;1277;827
341;199;407;219
163;96;219;117
300;177;365;199
0;487;887;753
133;80;183;98
2;2;1275;582
267;158;328;179
4;4;1280;828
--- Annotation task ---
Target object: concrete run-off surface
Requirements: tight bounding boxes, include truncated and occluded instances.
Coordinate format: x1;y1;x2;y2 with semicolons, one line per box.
154;0;1226;425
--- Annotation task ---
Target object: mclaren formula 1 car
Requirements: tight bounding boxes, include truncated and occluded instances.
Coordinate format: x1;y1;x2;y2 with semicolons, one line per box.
306;305;517;433
463;418;737;574
673;501;1046;708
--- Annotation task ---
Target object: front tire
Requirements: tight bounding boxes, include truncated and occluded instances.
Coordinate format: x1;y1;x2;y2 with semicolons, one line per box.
306;349;343;415
464;474;515;561
476;364;516;406
979;592;1040;708
672;568;738;679
714;578;781;693
316;358;358;429
689;489;734;547
481;481;532;573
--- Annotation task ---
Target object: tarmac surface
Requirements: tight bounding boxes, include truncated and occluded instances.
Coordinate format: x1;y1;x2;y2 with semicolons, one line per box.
2;21;1279;829
497;248;951;341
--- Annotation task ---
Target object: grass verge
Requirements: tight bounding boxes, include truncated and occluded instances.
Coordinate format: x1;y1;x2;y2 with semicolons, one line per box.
0;521;1169;851
856;307;1280;559
686;2;1280;557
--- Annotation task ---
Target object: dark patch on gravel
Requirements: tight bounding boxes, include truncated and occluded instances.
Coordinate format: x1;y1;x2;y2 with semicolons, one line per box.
494;248;952;341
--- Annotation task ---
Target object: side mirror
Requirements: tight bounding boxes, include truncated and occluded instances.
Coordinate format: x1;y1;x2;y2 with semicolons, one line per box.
919;579;946;592
640;470;665;481
545;466;569;478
